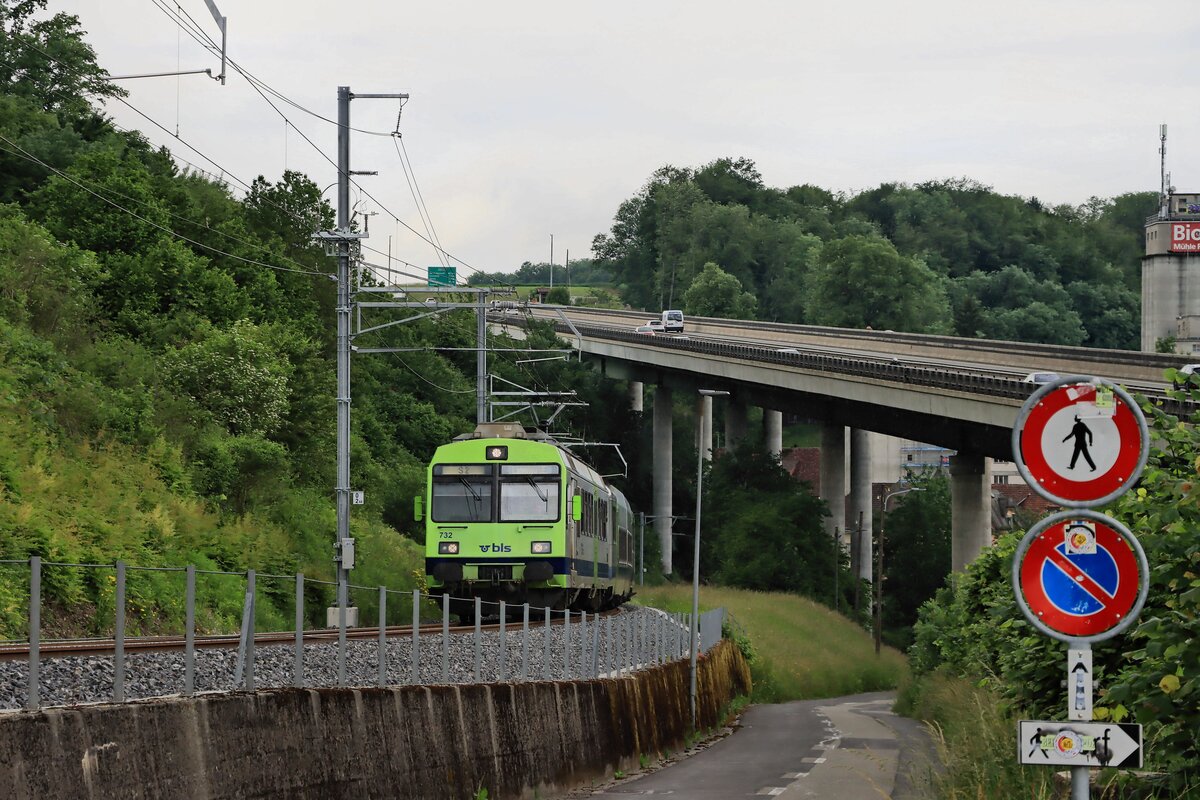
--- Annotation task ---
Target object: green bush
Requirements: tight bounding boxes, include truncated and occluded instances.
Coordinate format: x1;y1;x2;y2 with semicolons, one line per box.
909;390;1200;794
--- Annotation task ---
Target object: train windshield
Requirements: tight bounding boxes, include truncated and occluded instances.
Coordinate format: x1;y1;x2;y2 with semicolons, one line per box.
499;464;561;522
431;464;494;522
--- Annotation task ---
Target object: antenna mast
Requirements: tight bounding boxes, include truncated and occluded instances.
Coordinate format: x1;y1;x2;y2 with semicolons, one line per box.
1160;123;1169;219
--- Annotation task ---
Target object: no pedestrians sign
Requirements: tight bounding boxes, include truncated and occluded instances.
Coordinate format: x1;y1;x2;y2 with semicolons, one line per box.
1012;377;1148;508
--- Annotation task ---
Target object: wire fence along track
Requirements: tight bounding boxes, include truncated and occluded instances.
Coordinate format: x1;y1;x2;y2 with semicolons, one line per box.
0;558;725;711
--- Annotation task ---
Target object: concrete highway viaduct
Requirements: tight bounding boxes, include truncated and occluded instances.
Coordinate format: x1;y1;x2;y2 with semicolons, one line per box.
513;307;1191;580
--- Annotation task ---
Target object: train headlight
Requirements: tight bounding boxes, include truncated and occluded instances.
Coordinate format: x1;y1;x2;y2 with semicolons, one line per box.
531;541;552;554
438;542;460;555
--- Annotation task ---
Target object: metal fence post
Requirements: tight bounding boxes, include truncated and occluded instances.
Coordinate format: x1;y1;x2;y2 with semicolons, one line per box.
579;611;587;678
442;593;449;683
27;556;39;710
542;605;550;680
563;609;571;679
185;564;195;696
520;603;530;681
591;613;600;678
411;589;420;685
114;560;126;702
498;600;506;682
378;586;387;687
604;616;612;677
473;597;482;683
294;573;304;688
245;569;255;691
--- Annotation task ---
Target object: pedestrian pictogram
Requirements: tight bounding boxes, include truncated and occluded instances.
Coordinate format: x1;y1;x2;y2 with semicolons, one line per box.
1012;377;1148;508
1063;415;1096;471
1012;510;1148;643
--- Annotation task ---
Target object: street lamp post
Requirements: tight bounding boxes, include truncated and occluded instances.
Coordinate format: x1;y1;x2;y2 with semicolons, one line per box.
690;388;728;730
875;485;923;656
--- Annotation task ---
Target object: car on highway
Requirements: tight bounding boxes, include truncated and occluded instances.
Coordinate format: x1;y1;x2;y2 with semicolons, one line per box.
634;325;658;335
1173;363;1200;389
1022;371;1060;385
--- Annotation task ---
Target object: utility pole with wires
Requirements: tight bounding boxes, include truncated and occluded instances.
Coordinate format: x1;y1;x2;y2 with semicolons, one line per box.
314;85;407;685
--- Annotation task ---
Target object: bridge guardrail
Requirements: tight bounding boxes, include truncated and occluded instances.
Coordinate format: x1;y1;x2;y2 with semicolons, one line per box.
513;316;1194;418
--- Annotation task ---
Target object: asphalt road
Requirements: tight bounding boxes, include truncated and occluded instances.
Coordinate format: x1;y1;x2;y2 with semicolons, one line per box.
563;691;939;799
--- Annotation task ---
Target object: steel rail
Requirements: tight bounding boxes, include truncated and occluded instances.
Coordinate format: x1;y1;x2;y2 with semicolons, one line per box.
0;608;625;661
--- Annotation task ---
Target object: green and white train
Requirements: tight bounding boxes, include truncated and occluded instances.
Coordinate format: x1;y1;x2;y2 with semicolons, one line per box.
418;423;635;621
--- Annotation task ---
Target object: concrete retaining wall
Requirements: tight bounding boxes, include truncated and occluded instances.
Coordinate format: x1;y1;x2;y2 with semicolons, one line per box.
0;640;751;799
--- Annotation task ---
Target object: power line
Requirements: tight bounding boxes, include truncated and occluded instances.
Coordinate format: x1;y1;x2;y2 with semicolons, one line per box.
0;133;327;278
149;0;395;137
15;22;511;291
392;134;448;270
140;2;491;282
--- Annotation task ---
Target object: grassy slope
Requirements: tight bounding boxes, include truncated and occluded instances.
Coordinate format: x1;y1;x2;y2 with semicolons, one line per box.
634;583;908;702
0;390;426;639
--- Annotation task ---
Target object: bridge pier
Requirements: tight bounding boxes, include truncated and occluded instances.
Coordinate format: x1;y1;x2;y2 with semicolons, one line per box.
654;385;674;575
764;409;783;458
850;429;873;582
950;452;991;571
820;423;846;542
725;399;750;450
629;381;643;413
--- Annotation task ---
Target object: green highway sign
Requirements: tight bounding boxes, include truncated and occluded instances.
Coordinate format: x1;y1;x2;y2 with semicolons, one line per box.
428;266;456;287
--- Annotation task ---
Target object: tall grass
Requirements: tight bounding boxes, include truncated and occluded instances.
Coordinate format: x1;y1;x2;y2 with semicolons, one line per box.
634;583;908;702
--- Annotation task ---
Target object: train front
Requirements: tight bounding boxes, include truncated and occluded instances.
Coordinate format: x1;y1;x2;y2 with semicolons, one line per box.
421;429;570;621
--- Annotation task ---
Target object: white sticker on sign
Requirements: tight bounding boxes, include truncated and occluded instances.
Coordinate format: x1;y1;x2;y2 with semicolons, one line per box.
1064;521;1097;555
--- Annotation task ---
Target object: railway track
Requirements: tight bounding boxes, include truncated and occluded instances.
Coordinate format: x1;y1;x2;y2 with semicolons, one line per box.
0;609;623;661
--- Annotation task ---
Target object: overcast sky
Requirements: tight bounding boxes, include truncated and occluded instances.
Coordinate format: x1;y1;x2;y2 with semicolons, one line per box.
55;0;1200;280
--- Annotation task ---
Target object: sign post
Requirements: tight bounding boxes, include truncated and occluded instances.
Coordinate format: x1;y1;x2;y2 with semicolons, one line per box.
1009;376;1150;799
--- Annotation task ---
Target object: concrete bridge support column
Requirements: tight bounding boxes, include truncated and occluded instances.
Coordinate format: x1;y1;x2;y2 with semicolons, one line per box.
629;381;643;414
950;452;992;571
850;429;873;582
697;395;714;462
764;409;783;458
725;400;749;451
820;424;846;543
653;385;674;575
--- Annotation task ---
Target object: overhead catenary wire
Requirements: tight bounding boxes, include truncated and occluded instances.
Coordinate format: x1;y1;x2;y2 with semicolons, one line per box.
22;17;519;296
392;134;448;270
142;0;510;290
149;0;394;138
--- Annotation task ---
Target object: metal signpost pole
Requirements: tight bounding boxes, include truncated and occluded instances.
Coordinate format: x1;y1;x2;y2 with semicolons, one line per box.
1009;377;1152;796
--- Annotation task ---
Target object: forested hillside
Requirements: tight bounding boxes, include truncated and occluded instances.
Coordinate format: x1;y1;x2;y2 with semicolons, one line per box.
0;2;586;632
0;1;1170;639
592;157;1156;349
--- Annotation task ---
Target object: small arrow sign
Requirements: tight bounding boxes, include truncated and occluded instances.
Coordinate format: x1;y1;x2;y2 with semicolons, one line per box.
1068;648;1093;720
1018;721;1142;768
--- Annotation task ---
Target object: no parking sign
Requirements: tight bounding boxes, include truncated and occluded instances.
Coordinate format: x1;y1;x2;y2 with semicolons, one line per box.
1009;376;1151;788
1012;510;1149;643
